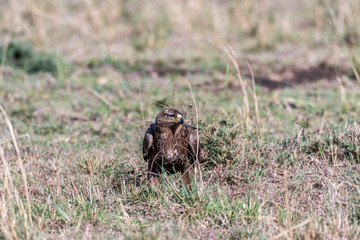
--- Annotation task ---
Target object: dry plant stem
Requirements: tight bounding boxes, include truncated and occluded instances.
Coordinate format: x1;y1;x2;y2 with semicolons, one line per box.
178;219;186;240
161;175;183;201
319;108;327;136
284;171;293;240
119;199;131;229
0;38;10;86
0;134;32;146
153;101;169;109
271;218;311;240
172;81;176;107
185;76;203;191
84;0;104;32
134;80;145;126
324;0;360;40
85;87;119;111
246;60;261;134
0;146;22;239
352;63;360;85
223;43;250;128
0;105;32;230
66;167;85;209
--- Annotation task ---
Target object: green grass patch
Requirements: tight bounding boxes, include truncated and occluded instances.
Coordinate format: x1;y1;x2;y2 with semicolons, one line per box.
0;41;70;75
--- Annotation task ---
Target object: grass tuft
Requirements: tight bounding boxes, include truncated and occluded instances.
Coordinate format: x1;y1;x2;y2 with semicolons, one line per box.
0;41;68;75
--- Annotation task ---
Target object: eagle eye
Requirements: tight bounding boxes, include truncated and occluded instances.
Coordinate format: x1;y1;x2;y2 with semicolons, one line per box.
166;114;175;118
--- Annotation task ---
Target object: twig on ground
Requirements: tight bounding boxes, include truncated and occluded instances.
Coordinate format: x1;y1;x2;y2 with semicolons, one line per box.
85;87;119;111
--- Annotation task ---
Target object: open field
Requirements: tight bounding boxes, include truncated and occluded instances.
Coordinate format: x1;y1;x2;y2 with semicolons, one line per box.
1;0;360;239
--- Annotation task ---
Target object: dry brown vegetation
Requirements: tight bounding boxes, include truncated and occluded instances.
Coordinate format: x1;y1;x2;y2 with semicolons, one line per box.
0;0;360;239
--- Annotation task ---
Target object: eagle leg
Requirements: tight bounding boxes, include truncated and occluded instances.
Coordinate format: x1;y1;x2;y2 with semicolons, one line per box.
148;159;160;182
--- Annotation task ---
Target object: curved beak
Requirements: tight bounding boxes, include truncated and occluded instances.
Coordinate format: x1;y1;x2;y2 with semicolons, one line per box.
177;114;184;124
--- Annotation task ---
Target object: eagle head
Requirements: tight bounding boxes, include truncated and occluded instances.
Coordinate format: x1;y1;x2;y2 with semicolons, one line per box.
155;108;184;126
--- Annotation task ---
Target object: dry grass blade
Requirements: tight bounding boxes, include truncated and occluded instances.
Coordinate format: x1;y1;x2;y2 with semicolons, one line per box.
0;36;10;86
85;87;119;111
284;171;293;240
0;105;32;234
65;167;85;209
223;43;250;128
270;218;312;240
0;146;22;239
84;0;104;33
352;63;360;85
185;76;203;192
134;80;145;127
119;199;131;229
246;60;261;134
0;134;32;146
162;175;184;201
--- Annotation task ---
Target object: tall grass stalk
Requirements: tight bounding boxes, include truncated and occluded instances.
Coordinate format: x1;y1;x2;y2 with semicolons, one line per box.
0;37;10;87
246;60;261;135
0;105;32;239
185;76;203;192
223;44;250;130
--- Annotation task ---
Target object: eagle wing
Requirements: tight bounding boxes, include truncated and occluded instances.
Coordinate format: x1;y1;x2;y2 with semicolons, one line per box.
184;124;207;163
142;123;155;161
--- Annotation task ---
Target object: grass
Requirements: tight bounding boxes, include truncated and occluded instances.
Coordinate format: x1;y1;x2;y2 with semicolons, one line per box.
1;0;360;239
0;41;68;75
1;54;359;238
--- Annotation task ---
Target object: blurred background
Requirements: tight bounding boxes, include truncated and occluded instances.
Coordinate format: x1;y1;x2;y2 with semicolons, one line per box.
1;0;359;60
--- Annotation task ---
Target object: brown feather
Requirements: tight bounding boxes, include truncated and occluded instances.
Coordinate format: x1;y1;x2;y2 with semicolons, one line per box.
142;108;206;187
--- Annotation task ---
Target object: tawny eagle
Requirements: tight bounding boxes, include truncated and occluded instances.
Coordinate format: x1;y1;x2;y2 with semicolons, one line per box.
142;108;205;186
